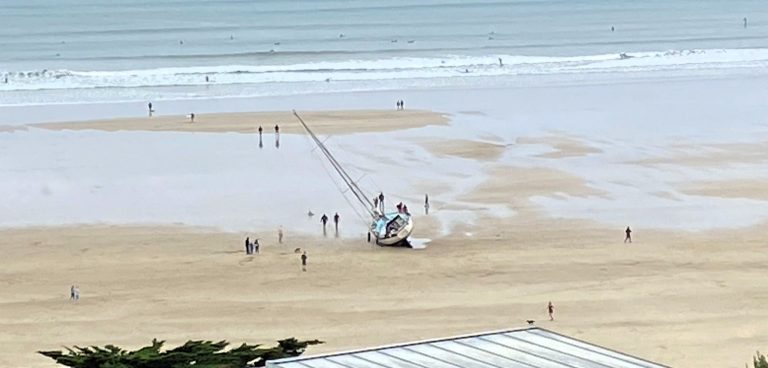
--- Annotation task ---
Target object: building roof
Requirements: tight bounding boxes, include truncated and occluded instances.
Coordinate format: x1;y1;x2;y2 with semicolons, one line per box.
266;327;669;368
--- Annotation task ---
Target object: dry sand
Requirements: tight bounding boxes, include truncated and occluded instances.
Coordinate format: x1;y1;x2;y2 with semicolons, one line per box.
33;110;448;135
4;112;768;368
683;179;768;201
2;161;767;368
1;216;767;368
631;141;768;167
517;136;602;159
423;139;507;161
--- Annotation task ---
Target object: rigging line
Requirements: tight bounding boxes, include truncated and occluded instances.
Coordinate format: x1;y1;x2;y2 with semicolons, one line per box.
293;110;375;218
307;136;369;225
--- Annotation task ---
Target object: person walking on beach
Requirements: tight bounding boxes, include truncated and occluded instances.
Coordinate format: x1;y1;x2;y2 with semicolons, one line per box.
73;286;80;302
400;100;405;110
70;285;76;301
274;124;280;135
301;251;308;272
425;194;430;215
278;226;284;244
624;226;632;243
321;214;329;235
378;192;385;212
253;239;260;254
189;113;195;123
373;196;379;211
258;126;263;137
548;301;554;321
245;237;251;254
148;102;153;117
333;212;340;235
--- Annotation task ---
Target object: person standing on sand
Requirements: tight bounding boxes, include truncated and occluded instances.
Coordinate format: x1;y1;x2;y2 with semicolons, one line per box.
245;237;250;254
744;17;748;28
624;226;632;243
373;196;379;211
274;124;280;135
301;251;308;272
321;214;329;236
425;194;430;215
258;126;263;137
333;212;340;235
70;285;75;301
278;227;283;244
253;239;260;254
379;192;385;212
548;301;554;321
148;102;153;117
400;100;405;110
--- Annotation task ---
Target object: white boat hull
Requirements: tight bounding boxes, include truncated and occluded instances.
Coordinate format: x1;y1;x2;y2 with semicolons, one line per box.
371;211;414;246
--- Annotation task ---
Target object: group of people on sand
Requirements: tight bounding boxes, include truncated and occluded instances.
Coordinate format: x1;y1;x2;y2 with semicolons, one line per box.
244;236;260;254
319;212;341;236
257;124;281;148
396;100;405;110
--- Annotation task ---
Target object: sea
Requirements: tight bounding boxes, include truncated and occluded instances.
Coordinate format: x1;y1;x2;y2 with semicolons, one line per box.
1;0;767;106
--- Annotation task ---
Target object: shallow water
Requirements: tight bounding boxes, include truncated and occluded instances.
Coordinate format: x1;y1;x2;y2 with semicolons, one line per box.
2;0;766;104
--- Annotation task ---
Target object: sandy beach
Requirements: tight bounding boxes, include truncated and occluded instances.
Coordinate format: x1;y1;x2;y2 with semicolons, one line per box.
2;76;768;368
1;218;767;368
35;110;448;135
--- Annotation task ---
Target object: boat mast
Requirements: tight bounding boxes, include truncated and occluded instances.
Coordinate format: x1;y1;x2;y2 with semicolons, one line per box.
293;111;376;219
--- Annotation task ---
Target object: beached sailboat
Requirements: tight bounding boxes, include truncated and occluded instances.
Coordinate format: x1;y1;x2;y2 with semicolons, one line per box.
293;111;414;247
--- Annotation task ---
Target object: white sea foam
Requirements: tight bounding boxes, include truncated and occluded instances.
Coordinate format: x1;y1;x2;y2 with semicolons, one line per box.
1;49;766;94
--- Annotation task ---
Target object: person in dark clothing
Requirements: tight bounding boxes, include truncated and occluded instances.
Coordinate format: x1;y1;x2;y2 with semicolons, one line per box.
403;204;409;215
274;124;280;134
367;231;371;243
258;126;263;136
245;237;250;254
624;226;632;243
373;196;379;211
378;192;385;212
321;214;329;236
425;194;430;215
253;239;260;254
396;202;403;213
548;301;555;321
301;251;307;272
333;212;340;234
148;102;153;117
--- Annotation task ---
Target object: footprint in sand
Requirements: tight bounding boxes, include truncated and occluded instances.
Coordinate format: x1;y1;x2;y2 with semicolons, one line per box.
238;257;254;266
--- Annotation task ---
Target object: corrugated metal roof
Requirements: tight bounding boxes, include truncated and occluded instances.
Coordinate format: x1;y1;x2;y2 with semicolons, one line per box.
266;327;669;368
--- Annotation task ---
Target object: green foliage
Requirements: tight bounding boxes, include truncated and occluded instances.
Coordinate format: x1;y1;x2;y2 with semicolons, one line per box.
39;338;322;368
755;351;768;368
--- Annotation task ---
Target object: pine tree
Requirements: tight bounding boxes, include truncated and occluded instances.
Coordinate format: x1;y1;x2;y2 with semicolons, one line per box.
755;351;768;368
39;338;322;368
